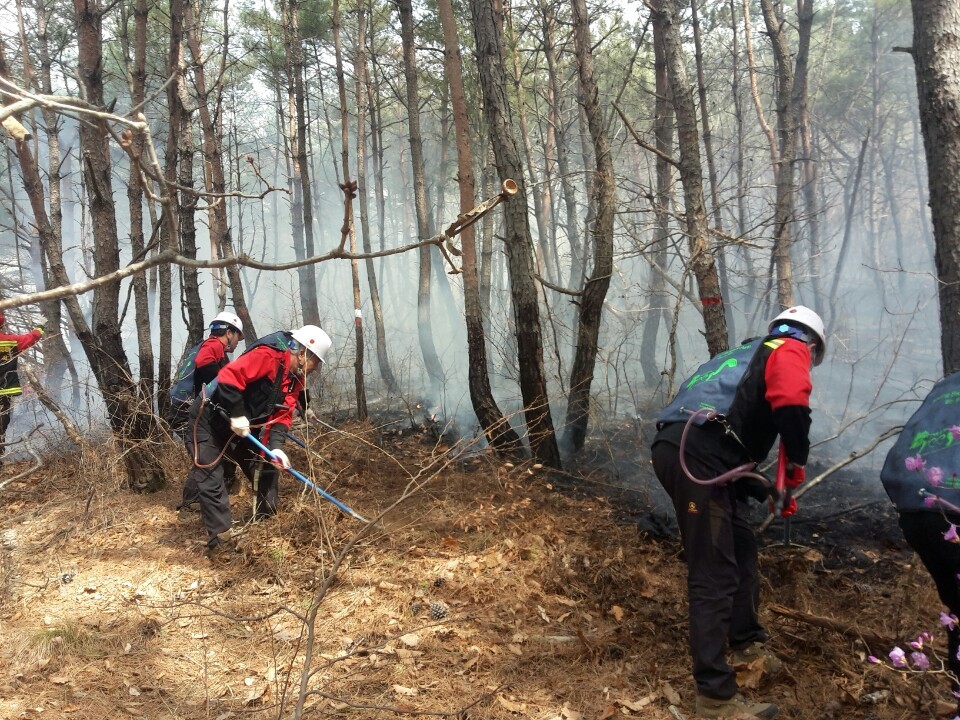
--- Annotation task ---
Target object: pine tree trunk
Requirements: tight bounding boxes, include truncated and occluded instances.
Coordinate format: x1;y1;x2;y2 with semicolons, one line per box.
562;0;615;453
125;0;155;399
470;0;561;468
659;0;729;357
355;0;397;395
910;0;960;374
363;20;396;390
397;0;444;395
66;4;165;488
184;0;256;339
332;0;367;419
759;0;796;309
640;10;674;387
437;0;521;455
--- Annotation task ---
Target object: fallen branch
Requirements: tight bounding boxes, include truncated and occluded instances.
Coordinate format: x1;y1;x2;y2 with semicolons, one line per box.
21;362;83;446
769;603;893;652
760;426;901;532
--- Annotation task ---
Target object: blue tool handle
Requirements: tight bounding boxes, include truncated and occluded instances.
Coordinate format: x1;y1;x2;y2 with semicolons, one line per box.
243;432;368;522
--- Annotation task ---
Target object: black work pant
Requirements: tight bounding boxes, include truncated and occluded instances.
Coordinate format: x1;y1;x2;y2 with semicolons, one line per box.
181;402;280;546
652;440;767;699
898;510;960;704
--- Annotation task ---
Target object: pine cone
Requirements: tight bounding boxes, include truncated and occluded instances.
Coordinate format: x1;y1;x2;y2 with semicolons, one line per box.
429;601;448;620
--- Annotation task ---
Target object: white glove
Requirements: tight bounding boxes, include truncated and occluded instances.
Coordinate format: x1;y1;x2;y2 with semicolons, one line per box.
271;448;291;469
305;407;318;423
35;316;47;333
229;416;250;437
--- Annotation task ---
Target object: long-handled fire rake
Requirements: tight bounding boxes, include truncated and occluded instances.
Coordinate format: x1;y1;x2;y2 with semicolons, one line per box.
243;432;368;523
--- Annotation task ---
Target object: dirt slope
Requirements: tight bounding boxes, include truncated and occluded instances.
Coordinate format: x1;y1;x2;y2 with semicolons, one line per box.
0;422;949;719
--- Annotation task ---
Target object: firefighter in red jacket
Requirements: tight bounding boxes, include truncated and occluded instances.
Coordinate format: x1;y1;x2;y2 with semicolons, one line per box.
182;324;332;553
650;306;826;720
177;312;244;513
193;311;244;395
0;311;44;468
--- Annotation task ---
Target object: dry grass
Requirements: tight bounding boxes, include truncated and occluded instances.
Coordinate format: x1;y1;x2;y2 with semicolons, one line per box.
0;420;949;719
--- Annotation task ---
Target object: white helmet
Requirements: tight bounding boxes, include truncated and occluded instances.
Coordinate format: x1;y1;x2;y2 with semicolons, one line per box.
769;305;826;366
211;311;243;337
291;324;332;363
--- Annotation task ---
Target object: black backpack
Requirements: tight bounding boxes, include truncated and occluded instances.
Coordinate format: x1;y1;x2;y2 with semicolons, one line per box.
165;342;202;430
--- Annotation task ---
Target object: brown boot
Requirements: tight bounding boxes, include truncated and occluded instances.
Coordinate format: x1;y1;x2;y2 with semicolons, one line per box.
730;642;784;675
695;693;778;719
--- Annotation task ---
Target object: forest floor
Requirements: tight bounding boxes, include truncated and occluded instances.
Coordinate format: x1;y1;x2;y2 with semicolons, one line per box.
0;416;953;720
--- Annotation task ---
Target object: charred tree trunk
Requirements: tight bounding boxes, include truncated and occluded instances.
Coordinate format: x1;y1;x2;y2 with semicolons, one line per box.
910;0;960;374
563;0;615;452
471;0;561;468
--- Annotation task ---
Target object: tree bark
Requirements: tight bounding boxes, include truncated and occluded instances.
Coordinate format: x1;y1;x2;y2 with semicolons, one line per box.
280;0;322;327
355;3;397;395
397;0;444;395
33;1;81;404
690;0;733;339
437;0;521;455
124;0;155;400
562;0;615;453
332;0;367;419
659;0;729;356
910;0;960;374
184;0;256;339
37;5;164;489
759;0;796;309
640;9;674;387
471;0;561;468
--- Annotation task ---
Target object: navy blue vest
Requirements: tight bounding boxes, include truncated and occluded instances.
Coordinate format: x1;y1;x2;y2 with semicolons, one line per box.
881;371;960;513
657;339;762;426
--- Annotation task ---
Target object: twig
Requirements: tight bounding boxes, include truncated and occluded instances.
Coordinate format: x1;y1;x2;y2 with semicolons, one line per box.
769;602;894;652
0;425;44;490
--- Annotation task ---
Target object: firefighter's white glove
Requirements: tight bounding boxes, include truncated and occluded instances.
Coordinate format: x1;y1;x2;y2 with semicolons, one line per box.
271;449;291;469
230;416;250;437
304;407;318;423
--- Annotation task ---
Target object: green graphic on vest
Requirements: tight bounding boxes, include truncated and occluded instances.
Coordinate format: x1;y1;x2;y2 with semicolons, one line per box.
909;427;958;455
685;356;739;390
656;340;761;427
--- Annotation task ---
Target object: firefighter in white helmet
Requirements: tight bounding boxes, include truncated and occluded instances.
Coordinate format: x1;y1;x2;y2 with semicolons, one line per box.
194;312;245;395
180;324;331;555
650;305;826;720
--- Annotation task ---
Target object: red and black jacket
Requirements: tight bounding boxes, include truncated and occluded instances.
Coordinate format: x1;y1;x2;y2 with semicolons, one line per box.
655;335;813;470
210;332;304;448
193;335;228;396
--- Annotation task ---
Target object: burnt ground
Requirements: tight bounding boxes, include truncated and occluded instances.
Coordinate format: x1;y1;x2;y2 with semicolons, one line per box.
0;417;951;720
